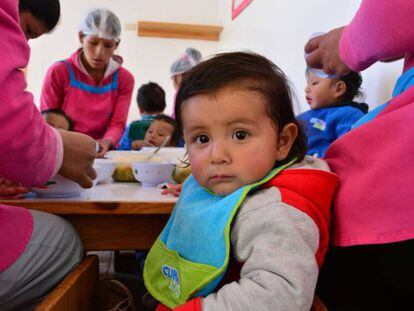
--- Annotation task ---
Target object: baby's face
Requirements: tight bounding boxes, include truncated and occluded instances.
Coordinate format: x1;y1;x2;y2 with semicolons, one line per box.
43;113;70;130
304;71;338;109
181;86;289;196
144;120;174;147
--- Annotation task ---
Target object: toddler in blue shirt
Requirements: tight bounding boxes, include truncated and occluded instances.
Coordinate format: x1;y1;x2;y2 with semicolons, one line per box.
118;82;166;150
297;69;368;157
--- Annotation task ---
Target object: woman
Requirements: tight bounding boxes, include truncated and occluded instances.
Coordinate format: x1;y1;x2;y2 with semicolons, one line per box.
169;48;201;119
40;8;135;157
0;0;96;309
305;0;414;309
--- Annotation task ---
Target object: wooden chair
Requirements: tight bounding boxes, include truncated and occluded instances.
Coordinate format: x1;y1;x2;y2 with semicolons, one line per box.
35;255;99;311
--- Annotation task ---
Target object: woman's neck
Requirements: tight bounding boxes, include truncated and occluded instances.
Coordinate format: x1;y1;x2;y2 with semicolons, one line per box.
80;52;107;84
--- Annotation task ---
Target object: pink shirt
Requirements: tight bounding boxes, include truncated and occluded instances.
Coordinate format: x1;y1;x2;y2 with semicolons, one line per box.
40;50;135;146
0;0;63;272
325;0;414;246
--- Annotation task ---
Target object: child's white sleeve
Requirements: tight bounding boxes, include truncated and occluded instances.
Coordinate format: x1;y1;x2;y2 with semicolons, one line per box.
202;187;320;311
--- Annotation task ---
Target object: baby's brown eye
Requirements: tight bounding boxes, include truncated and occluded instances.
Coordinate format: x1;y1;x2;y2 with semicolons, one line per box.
195;135;209;144
233;131;248;140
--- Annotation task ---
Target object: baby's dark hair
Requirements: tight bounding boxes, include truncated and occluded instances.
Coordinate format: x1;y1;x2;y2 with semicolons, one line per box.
19;0;61;32
339;71;363;101
152;114;180;147
137;82;166;114
41;108;73;130
175;52;307;166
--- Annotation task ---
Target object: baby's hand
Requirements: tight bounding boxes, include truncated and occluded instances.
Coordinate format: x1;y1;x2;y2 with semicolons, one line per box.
131;140;145;150
161;183;182;197
0;177;29;198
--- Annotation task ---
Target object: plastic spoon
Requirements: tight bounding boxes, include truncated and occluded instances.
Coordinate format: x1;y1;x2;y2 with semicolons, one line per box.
145;136;170;161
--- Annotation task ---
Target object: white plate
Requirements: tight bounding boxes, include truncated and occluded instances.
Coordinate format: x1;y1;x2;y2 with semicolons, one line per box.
31;165;102;198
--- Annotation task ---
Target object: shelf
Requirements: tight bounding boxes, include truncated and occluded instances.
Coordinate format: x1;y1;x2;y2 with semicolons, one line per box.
137;21;223;41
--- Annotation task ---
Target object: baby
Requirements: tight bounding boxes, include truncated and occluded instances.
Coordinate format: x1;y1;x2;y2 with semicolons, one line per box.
143;52;339;310
131;115;179;150
297;69;368;157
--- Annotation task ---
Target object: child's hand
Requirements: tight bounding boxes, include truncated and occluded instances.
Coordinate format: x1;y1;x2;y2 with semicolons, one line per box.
305;27;350;76
131;140;146;150
0;177;29;198
161;183;182;197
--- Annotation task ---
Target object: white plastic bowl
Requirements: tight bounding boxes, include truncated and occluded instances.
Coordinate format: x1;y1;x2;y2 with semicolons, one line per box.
94;158;116;183
132;161;175;187
31;165;102;198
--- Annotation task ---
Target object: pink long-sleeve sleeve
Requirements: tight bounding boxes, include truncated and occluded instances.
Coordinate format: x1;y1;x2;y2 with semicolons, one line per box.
0;0;63;187
339;0;414;72
40;61;69;111
102;68;135;145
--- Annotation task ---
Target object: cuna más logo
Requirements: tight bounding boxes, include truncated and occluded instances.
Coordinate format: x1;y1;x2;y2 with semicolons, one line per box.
162;265;180;298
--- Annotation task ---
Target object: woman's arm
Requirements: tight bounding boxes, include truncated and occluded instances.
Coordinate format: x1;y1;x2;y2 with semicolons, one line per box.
339;0;414;72
0;0;63;186
306;0;414;75
102;69;135;146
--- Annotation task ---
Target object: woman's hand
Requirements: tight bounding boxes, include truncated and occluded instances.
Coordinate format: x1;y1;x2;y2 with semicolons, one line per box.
305;27;351;76
161;183;182;197
0;177;29;198
58;130;97;188
96;139;112;158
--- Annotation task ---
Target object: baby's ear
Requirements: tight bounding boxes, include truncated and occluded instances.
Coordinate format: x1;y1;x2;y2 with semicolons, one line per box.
334;81;347;98
275;123;298;161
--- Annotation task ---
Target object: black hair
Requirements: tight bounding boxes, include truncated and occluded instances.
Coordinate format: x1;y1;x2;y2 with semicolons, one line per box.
41;108;73;131
152;114;180;147
339;71;363;101
137;82;166;114
175;51;307;166
19;0;61;32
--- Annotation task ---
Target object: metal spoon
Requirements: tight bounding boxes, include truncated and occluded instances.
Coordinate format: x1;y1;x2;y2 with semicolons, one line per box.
145;136;170;161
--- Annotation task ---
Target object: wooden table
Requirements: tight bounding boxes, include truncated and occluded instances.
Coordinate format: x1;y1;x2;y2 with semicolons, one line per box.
0;182;177;251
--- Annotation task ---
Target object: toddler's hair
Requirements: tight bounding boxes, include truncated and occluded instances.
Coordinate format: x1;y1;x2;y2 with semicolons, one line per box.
152;114;180;147
19;0;61;32
175;51;307;166
41;108;73;130
137;82;166;114
340;71;363;101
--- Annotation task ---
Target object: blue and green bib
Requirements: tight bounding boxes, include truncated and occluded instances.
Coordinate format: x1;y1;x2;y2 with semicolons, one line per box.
143;162;292;308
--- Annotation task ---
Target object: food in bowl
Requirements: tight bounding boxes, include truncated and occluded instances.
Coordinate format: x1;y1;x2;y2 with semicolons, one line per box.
111;153;168;182
172;163;191;184
112;159;136;182
132;161;175;187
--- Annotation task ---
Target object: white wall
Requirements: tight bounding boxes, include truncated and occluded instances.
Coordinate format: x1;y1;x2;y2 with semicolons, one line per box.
28;0;404;121
217;0;404;114
27;0;220;122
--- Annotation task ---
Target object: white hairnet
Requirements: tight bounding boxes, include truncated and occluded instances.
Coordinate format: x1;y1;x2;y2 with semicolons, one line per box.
80;8;121;42
170;48;202;76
